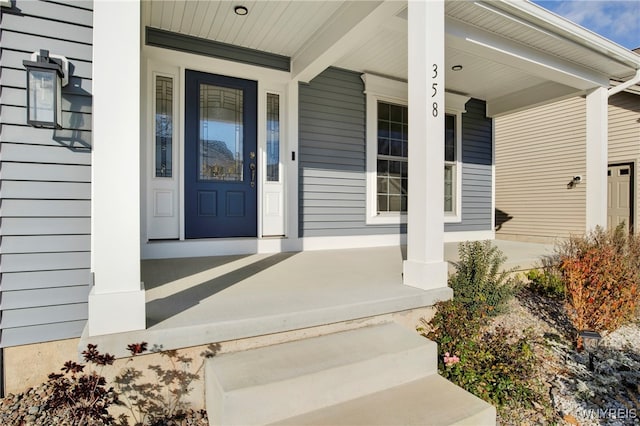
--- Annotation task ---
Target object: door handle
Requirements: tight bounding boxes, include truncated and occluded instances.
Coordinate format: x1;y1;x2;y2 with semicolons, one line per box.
250;162;256;187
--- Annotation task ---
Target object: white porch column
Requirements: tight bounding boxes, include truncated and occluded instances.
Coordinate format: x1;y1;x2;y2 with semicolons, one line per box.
403;1;448;290
585;87;608;230
89;0;145;335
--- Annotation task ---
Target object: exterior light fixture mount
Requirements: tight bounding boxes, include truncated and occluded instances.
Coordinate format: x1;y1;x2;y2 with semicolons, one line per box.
234;5;248;16
451;65;463;71
23;49;69;129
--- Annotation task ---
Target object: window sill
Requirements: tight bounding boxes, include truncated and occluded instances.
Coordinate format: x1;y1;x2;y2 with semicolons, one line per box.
444;213;462;223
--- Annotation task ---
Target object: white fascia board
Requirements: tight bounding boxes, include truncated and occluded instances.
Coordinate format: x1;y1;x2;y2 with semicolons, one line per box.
292;1;406;83
486;0;640;71
445;17;610;90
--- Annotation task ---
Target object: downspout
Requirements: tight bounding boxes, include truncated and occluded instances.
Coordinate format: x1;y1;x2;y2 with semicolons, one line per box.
608;69;640;97
0;347;4;398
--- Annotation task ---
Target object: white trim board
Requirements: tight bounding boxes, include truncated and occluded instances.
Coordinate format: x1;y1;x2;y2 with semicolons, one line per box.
141;45;291;244
142;230;496;259
443;230;495;243
362;72;470;225
142;238;302;259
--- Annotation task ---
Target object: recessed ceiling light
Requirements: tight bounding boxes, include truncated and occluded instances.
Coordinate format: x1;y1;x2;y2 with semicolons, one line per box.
452;65;463;71
234;5;248;16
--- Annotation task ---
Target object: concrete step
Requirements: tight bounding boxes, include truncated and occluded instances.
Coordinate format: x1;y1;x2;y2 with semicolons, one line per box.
273;375;496;426
205;322;438;425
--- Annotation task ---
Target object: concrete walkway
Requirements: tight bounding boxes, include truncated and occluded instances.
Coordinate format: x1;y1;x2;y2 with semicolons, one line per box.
444;239;554;272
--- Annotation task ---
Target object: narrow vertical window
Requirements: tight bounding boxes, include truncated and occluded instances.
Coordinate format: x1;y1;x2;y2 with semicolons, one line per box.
444;114;456;213
266;93;280;182
155;76;173;177
377;101;408;212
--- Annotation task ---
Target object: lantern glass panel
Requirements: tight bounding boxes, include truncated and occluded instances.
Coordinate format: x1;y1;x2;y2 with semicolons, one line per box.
28;69;56;124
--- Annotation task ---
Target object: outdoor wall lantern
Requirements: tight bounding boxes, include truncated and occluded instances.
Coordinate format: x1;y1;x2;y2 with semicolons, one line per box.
579;330;602;371
23;49;69;129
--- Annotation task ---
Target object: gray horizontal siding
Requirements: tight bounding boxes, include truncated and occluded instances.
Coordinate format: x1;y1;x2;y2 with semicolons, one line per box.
0;163;91;182
1;304;88;329
1;286;90;309
1;86;91;113
1;269;91;292
299;69;493;237
0;0;93;347
1;235;91;254
446;98;493;233
1;200;91;217
0;321;87;348
7;0;92;26
1;124;92;147
298;68;404;237
1;252;91;273
1;49;92;80
1;218;91;236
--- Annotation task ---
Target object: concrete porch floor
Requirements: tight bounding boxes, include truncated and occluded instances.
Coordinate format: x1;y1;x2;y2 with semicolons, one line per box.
82;240;551;357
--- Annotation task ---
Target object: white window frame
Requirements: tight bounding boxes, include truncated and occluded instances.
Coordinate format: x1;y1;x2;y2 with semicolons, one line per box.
444;108;463;223
363;73;468;225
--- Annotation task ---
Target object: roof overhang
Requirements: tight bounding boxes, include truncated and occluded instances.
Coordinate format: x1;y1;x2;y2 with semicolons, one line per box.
142;0;640;116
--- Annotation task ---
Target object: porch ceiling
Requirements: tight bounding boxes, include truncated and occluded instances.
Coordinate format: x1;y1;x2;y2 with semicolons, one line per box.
143;0;639;116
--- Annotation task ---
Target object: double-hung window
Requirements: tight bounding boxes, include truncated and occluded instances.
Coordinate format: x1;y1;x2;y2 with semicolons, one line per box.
376;101;408;213
444;114;456;215
364;73;467;224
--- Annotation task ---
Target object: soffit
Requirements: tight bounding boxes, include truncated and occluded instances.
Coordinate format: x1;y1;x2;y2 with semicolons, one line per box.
445;1;637;80
143;0;635;109
143;0;345;57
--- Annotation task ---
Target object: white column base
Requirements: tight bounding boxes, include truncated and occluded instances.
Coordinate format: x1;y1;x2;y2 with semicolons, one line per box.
402;260;449;291
88;286;146;336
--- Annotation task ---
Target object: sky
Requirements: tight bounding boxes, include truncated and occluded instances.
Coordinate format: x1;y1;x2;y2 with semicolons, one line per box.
531;1;640;50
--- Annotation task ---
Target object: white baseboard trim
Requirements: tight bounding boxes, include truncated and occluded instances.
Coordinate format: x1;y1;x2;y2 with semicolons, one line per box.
300;234;407;251
443;230;495;242
142;230;494;259
142;238;302;259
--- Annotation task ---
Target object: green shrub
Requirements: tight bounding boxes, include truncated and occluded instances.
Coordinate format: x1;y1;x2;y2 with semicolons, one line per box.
557;225;639;343
449;240;519;317
424;301;544;412
439;328;540;409
527;261;565;299
422;241;548;414
425;299;486;356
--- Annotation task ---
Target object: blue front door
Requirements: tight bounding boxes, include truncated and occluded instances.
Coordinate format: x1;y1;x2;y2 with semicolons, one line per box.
185;70;258;238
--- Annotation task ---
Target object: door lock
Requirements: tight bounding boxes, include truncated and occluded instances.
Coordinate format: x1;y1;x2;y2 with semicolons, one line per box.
250;162;256;187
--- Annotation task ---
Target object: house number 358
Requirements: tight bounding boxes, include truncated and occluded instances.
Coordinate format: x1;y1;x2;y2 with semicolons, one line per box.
432;64;438;117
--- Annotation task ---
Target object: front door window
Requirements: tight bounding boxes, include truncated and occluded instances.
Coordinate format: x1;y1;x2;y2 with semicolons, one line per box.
199;85;244;181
